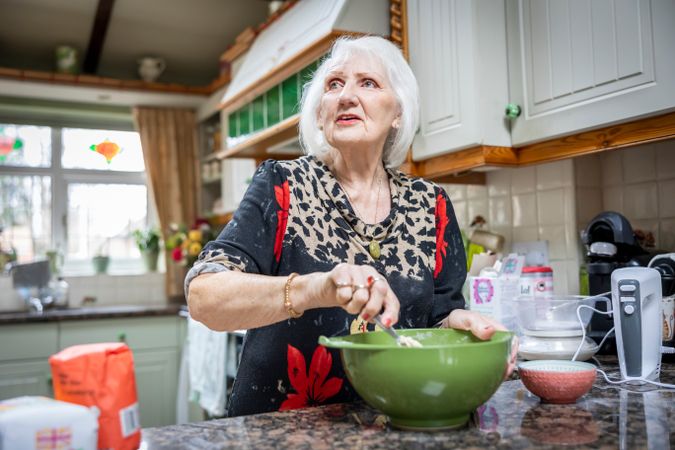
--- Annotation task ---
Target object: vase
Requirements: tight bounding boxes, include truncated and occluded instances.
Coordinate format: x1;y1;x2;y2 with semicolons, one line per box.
142;249;160;272
92;255;110;274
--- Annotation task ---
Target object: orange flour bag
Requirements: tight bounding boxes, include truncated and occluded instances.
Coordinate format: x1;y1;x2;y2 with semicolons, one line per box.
49;342;141;450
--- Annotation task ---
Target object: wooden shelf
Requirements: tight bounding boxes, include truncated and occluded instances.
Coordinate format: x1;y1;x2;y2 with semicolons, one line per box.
0;66;230;95
214;115;301;160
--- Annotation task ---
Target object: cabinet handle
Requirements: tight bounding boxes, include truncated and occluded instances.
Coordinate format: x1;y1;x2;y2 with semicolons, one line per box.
118;332;127;343
505;103;521;119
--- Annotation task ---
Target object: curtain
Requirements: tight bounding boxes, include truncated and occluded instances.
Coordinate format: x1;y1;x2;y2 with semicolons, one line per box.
133;107;199;301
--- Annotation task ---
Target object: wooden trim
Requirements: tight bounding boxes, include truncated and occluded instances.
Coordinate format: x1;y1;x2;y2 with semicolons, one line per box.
214;115;301;160
432;171;486;185
219;30;366;114
83;0;116;74
415;146;517;180
390;0;409;59
517;111;675;165
0;67;212;95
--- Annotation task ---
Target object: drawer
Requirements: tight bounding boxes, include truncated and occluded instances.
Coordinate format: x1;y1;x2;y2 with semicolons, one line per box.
0;323;59;361
59;316;180;351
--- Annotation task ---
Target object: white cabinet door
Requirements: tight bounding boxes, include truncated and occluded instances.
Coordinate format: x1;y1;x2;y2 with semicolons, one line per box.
507;0;675;146
408;0;511;161
0;360;53;400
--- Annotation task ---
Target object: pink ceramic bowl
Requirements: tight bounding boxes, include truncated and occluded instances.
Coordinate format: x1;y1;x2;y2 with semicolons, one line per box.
518;360;596;404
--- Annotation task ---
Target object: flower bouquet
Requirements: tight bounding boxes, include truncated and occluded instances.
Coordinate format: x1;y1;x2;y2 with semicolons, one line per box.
165;220;214;267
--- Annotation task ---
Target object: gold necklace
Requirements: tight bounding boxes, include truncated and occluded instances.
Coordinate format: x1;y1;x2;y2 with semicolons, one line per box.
340;171;383;260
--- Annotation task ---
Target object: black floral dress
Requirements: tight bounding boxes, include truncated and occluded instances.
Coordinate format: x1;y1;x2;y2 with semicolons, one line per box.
186;156;466;417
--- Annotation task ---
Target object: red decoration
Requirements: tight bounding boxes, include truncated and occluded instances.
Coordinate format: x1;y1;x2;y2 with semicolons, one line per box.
434;194;449;279
273;181;290;262
89;140;121;163
279;344;343;410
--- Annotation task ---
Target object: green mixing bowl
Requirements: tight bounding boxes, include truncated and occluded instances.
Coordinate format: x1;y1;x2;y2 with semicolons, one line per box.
319;328;512;430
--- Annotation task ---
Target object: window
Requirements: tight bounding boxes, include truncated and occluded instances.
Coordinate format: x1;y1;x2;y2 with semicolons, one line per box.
0;123;154;275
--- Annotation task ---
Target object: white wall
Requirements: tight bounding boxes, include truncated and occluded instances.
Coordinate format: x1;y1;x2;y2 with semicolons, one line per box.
0;272;166;312
442;159;580;295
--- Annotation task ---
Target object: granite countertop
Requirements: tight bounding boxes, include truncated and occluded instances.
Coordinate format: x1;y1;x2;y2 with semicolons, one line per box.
142;358;675;449
0;304;184;324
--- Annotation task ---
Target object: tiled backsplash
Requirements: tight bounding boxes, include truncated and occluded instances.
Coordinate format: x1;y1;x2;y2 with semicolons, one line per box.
0;272;166;312
442;159;581;295
442;138;675;296
574;141;675;250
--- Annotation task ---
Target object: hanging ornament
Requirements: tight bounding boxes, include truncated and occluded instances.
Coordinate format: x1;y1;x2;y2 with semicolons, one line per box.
89;139;121;163
0;130;23;163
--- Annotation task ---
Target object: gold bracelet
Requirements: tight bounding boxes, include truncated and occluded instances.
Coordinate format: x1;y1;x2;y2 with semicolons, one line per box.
284;272;303;319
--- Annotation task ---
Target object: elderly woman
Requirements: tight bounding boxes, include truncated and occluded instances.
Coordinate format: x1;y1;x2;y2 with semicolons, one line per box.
187;36;514;417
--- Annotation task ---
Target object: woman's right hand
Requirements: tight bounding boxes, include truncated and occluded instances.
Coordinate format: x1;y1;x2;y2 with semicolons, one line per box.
311;263;400;327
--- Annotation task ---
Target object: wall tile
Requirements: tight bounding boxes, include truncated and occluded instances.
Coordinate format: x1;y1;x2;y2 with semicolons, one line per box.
600;149;623;187
575;187;603;225
623;182;658;219
574;154;602;188
602;186;624;213
489;226;512;253
550;261;568;295
660;218;675;250
512;226;539;244
511;166;536;194
536;160;573;190
655;140;675;180
659;180;675;218
467;197;488;223
539;225;566;259
622;143;656;184
467;185;488;200
487;169;511;197
452;200;469;229
512;193;537;227
441;184;466;202
488;196;512;227
566;261;581;295
537;189;566;225
630;219;659;249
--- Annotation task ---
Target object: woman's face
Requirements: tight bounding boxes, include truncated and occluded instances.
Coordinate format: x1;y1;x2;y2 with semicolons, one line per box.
318;53;399;154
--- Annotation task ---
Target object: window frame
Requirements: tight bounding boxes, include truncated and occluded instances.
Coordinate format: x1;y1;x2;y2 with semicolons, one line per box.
0;124;156;275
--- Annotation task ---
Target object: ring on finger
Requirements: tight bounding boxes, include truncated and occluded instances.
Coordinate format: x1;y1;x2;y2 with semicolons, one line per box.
335;281;351;288
367;276;384;287
352;284;368;291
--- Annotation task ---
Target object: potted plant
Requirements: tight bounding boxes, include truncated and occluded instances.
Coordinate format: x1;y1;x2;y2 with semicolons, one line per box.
133;227;161;272
92;239;110;275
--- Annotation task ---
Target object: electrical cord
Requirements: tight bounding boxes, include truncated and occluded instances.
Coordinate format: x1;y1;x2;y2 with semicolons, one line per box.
572;299;675;390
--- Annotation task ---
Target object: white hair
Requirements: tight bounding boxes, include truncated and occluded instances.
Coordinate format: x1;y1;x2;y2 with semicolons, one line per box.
298;36;419;169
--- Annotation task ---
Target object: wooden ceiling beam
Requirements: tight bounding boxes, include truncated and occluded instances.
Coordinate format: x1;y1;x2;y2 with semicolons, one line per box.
83;0;116;74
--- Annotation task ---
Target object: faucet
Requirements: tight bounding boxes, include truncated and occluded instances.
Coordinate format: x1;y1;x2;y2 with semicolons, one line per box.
26;297;44;314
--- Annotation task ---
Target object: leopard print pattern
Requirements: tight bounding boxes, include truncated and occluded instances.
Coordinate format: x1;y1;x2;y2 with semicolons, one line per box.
278;156;438;281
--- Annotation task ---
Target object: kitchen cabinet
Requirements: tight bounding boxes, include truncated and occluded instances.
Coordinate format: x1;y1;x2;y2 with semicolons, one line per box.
506;0;675;146
59;316;182;428
0;323;58;400
407;0;675;163
407;0;511;161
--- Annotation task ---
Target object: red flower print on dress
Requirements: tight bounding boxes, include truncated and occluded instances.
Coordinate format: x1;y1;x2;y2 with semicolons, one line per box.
279;344;343;411
273;180;290;261
434;194;449;279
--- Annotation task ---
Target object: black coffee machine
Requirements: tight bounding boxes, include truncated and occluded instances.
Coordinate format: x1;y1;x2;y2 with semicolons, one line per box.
582;212;650;353
582;212;675;354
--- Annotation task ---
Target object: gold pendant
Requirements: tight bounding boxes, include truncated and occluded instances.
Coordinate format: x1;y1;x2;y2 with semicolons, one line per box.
369;240;380;260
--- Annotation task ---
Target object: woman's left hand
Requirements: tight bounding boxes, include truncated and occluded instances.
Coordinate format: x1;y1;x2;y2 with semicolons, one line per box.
442;309;518;380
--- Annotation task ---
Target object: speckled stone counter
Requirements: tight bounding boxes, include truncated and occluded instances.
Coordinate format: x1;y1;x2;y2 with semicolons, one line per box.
0;304;183;324
142;359;675;449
